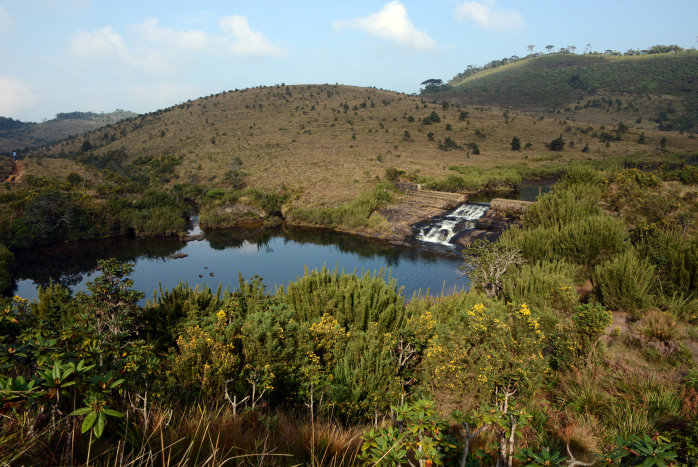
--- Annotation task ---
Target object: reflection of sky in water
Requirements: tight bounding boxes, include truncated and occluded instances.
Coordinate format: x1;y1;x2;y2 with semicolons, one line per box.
13;232;469;303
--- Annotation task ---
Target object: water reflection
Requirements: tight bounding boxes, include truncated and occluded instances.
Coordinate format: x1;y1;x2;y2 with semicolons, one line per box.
10;226;468;302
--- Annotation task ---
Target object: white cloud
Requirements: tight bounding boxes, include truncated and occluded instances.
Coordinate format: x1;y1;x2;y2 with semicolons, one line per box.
133;18;211;53
455;0;525;31
0;6;16;34
69;26;173;73
219;15;284;57
0;76;39;118
333;1;436;52
69;15;282;73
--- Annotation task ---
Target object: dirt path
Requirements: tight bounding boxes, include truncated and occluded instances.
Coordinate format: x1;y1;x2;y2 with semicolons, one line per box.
5;160;24;183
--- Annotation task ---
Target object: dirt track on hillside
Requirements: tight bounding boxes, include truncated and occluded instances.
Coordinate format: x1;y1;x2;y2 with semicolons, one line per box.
5;161;24;183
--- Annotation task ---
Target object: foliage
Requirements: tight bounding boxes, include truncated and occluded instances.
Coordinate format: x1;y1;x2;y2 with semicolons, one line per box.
461;240;524;298
280;266;405;333
423;302;546;407
358;399;459;466
604;434;678;466
287;183;394;229
0;244;13;293
501;259;580;312
548;135;565;151
593;249;655;314
422;111;441;125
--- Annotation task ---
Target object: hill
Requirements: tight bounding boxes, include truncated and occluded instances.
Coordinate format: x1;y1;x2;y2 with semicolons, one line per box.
28;84;697;209
430;50;698;131
0;110;137;154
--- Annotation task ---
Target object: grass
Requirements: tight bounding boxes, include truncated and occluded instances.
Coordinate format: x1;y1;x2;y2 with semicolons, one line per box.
442;50;698;131
0;405;363;466
25;84;697;213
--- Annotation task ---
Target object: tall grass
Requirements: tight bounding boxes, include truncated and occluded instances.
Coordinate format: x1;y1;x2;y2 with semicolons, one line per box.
0;405;362;466
287;183;394;229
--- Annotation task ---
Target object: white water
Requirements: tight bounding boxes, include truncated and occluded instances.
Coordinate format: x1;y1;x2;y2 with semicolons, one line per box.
416;203;489;246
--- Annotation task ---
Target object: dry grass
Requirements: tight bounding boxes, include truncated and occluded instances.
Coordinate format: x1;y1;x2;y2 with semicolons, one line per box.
31;84;698;208
1;405;364;466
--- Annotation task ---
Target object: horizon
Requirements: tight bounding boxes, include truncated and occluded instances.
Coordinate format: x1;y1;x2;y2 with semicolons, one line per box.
2;0;697;123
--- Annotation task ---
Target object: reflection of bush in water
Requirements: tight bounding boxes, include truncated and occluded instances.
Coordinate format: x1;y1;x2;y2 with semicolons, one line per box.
13;236;183;289
204;227;276;250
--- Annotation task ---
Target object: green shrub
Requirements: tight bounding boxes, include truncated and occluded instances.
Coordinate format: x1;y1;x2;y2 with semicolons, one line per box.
280;266;406;333
502;259;580;311
499;225;557;263
424;174;467;192
593;249;655;314
0;243;13;293
523;185;602;229
556;215;628;268
638;229;698;297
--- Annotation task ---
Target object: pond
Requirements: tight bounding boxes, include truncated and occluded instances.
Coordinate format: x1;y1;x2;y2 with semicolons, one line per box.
467;179;554;203
10;223;470;303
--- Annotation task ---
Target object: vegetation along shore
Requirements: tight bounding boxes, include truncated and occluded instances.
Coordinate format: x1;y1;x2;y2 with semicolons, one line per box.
1;47;698;465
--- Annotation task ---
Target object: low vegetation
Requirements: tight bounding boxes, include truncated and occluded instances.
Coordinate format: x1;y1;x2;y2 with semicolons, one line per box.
1;161;697;465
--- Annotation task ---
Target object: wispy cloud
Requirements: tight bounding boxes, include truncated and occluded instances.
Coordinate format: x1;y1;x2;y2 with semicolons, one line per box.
333;1;436;52
454;0;525;32
69;15;283;73
133;18;211;53
0;76;39;117
219;15;284;57
69;26;169;73
0;6;16;34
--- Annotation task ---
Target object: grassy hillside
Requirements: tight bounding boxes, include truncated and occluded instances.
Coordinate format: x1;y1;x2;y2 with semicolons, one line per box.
435;51;698;131
0;110;137;154
29;84;697;209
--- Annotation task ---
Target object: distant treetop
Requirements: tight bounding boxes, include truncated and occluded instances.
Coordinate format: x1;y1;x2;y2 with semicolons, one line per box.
420;79;443;86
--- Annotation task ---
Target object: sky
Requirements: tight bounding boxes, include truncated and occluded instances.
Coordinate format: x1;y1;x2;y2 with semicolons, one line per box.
1;0;697;122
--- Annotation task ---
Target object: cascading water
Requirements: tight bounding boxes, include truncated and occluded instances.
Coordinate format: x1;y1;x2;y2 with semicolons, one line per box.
416;203;489;246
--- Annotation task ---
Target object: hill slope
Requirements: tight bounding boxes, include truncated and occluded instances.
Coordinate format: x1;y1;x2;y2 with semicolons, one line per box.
29;84;697;208
433;51;698;131
0;110;137;154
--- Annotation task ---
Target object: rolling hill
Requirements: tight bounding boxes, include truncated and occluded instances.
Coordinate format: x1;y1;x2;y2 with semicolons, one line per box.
0;110;137;154
430;50;698;131
27;84;698;209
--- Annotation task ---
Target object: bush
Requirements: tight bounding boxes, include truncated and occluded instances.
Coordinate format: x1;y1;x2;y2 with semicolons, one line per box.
0;244;13;293
556;215;628;268
548;135;565;151
422;111;440;125
280;266;406;333
438;137;459;151
511;137;521;151
523;184;602;229
502;260;580;311
593;249;655;314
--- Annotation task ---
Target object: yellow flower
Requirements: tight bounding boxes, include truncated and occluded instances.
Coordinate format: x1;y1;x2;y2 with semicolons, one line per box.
217;309;226;321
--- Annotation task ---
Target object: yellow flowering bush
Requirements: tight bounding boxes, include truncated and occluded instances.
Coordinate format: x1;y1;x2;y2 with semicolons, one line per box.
423;303;546;408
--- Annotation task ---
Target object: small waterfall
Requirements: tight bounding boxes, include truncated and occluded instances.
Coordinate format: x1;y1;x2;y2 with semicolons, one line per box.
416;203;489;246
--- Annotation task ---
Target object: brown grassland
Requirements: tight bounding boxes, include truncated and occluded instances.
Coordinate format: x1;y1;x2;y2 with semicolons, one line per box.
29;84;698;208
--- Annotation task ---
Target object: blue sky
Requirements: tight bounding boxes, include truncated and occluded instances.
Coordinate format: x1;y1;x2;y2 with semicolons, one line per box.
1;0;697;122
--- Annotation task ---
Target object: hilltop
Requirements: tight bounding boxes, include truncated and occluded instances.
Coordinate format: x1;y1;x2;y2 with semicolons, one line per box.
28;84;697;210
0;110;137;154
428;50;698;132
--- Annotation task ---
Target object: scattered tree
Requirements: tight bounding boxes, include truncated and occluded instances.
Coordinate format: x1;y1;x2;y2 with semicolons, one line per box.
510;137;521;151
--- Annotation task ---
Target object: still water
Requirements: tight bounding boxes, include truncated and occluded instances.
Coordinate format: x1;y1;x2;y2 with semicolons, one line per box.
11;225;469;303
